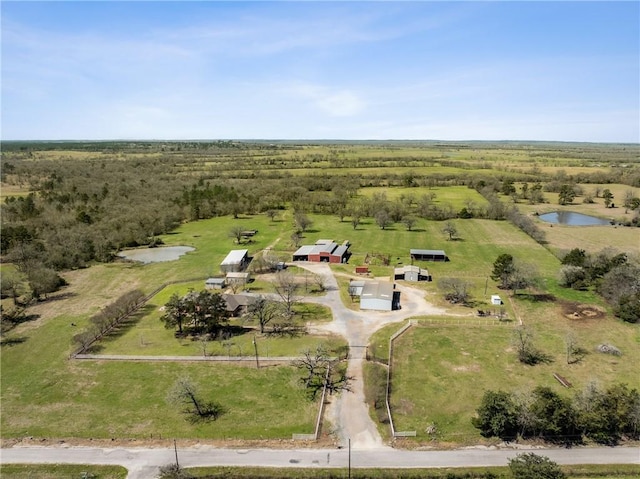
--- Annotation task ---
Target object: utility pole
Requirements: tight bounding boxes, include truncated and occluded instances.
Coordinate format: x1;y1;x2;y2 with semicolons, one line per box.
174;438;179;468
253;335;260;369
348;438;351;479
484;276;489;296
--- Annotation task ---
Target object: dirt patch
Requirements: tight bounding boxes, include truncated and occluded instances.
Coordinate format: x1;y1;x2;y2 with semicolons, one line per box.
560;301;607;321
1;435;336;449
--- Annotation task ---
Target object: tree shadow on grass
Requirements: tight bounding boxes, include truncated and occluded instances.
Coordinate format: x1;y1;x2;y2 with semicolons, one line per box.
0;336;28;347
517;293;556;302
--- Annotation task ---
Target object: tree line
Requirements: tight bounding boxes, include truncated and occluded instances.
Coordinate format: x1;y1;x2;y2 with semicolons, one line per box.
473;382;640;445
559;248;640;323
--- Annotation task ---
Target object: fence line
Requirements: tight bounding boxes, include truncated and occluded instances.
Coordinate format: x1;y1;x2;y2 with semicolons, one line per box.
417;317;511;327
293;363;331;441
386;320;416;438
69;277;204;359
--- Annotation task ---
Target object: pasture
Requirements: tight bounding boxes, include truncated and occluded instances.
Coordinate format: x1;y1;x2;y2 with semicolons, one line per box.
373;305;639;445
1;140;638;448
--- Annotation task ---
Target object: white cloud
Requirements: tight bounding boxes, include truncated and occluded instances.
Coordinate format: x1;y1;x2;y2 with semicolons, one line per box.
288;83;366;117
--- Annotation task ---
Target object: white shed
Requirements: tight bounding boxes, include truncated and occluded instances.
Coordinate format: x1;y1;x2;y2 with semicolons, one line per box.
491;295;503;305
205;277;226;290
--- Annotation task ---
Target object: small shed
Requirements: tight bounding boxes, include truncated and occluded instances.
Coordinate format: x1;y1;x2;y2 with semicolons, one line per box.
491;295;503;305
355;266;369;274
205;277;226;290
226;271;251;285
348;280;366;297
220;249;250;273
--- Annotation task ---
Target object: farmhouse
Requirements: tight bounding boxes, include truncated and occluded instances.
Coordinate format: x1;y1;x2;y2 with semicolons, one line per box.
292;239;351;264
220;249;250;273
222;293;255;317
360;281;399;311
394;265;431;282
205;277;226;290
410;249;449;262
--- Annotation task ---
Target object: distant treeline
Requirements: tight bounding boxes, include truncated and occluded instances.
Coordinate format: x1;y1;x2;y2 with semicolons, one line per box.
1;142;638;279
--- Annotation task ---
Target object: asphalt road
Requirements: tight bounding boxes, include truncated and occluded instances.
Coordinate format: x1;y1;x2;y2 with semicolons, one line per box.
1;444;639;479
3;263;639;478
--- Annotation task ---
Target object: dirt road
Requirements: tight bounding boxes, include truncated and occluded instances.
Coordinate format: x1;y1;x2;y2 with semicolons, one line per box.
295;263;447;449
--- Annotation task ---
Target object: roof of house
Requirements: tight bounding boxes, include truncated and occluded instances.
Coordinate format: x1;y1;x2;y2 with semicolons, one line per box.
349;280;366;288
222;294;255;312
361;281;394;301
205;277;226;284
410;249;447;256
226;272;250;279
221;249;248;265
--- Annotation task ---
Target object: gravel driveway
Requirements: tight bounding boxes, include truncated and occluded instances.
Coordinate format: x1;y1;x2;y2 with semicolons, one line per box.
295;263;447;449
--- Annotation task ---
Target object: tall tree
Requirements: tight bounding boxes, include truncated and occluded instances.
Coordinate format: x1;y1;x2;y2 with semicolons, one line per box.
247;295;281;334
472;390;519;440
274;271;300;317
490;254;515;289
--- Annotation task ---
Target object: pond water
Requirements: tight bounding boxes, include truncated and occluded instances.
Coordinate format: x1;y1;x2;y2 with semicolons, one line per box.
117;246;195;264
538;211;611;226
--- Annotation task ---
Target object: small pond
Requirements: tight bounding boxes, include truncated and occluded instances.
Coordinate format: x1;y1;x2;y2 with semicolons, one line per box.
117;246;195;264
538;211;611;226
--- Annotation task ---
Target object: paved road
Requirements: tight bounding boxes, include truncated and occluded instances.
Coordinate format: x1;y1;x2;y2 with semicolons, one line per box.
6;264;638;478
1;444;638;479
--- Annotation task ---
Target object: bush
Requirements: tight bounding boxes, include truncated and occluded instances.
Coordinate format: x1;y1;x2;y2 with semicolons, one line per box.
508;453;565;479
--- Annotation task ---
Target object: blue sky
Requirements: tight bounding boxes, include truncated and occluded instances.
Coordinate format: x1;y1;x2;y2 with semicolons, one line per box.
2;1;638;142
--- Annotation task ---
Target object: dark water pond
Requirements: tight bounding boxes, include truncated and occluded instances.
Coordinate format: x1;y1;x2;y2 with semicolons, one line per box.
538;211;611;226
117;246;195;263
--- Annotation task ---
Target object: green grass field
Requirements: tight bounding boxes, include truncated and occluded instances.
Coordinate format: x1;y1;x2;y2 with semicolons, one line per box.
1;182;637;445
371;311;639;445
0;464;128;479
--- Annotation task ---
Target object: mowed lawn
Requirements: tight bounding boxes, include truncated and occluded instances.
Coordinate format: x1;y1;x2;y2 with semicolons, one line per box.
95;280;346;357
0;215;326;441
1;312;317;439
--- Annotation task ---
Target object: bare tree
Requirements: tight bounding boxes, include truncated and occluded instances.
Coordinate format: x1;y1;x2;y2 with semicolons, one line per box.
565;332;587;364
274;271;300;317
374;210;391;230
291;232;302;248
228;225;245;244
350;214;361;230
513;326;551;365
167;377;223;422
442;221;458;241
265;209;278;222
437;277;472;304
312;273;327;292
294;212;312;233
248;295;282;333
402;216;417;231
292;346;353;399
